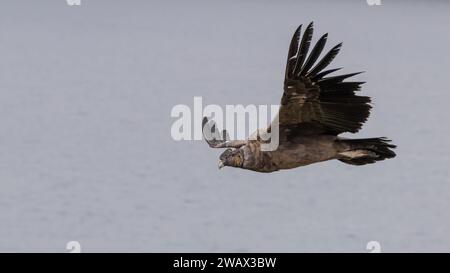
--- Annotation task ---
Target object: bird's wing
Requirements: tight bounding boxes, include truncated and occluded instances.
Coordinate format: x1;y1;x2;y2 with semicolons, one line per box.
202;117;247;148
274;22;371;140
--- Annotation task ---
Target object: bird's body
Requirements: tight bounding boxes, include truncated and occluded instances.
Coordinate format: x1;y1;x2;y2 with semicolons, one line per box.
240;135;337;172
203;22;396;173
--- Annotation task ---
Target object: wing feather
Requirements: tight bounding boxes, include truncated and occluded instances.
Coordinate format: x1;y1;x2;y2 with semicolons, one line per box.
293;22;314;77
306;43;342;77
278;23;372;139
285;24;302;79
299;33;328;77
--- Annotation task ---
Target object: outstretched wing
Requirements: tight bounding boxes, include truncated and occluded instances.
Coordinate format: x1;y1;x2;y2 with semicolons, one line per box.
277;22;371;139
202;117;247;149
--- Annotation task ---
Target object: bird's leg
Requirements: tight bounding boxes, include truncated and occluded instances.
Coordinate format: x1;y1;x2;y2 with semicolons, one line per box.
202;117;247;149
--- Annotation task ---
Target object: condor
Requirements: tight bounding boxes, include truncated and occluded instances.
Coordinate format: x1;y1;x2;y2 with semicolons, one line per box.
203;22;396;172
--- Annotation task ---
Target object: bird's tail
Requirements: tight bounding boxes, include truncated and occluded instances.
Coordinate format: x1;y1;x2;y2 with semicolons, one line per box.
337;137;396;165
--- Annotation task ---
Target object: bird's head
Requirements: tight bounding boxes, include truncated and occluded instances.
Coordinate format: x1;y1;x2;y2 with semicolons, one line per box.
218;148;244;169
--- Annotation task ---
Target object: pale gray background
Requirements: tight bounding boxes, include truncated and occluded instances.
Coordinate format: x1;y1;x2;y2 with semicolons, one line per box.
0;0;449;252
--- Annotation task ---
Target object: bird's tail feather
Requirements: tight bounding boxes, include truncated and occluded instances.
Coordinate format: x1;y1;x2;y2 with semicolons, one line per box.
337;137;396;165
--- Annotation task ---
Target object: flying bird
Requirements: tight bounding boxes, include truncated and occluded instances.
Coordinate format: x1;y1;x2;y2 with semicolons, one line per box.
203;22;396;172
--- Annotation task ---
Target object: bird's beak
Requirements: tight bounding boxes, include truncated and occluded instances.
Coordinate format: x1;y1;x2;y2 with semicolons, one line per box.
218;160;225;169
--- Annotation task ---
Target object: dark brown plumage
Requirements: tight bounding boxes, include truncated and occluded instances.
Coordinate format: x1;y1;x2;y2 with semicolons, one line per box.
203;22;396;172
